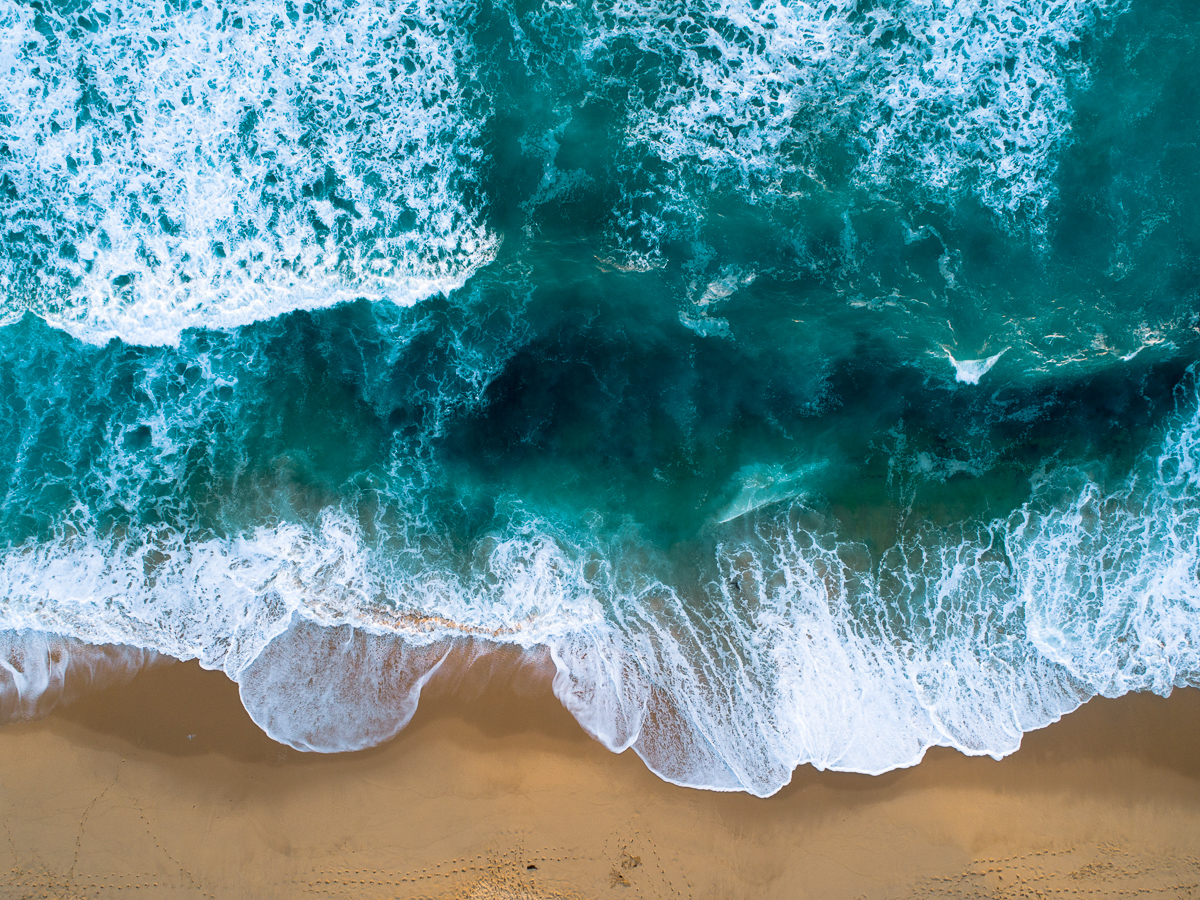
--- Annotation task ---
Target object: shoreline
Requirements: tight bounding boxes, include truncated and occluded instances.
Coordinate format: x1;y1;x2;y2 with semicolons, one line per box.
2;660;1200;898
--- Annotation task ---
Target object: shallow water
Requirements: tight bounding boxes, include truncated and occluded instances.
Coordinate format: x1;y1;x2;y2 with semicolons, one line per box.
1;0;1198;795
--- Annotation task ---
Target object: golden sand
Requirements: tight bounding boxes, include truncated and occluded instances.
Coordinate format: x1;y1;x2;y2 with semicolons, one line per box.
2;654;1200;899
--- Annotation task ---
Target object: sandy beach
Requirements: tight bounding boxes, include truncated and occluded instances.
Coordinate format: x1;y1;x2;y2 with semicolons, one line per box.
1;653;1199;900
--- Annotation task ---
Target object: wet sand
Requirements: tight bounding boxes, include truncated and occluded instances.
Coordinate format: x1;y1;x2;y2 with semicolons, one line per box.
2;656;1200;899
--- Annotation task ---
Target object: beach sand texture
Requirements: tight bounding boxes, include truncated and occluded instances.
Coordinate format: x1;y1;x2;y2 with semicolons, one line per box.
2;656;1200;899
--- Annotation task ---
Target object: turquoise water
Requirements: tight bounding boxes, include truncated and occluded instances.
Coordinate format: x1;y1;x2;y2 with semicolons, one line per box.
1;0;1199;794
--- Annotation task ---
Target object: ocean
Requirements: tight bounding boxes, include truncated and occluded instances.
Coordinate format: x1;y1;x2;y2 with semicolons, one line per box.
0;0;1197;796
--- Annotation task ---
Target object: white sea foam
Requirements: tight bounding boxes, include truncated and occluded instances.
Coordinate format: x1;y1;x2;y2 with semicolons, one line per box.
0;505;606;748
679;266;755;340
3;377;1199;793
238;616;453;752
946;346;1008;384
553;514;1091;794
713;460;820;523
0;0;495;346
588;0;1125;218
0;630;161;722
1011;381;1200;697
